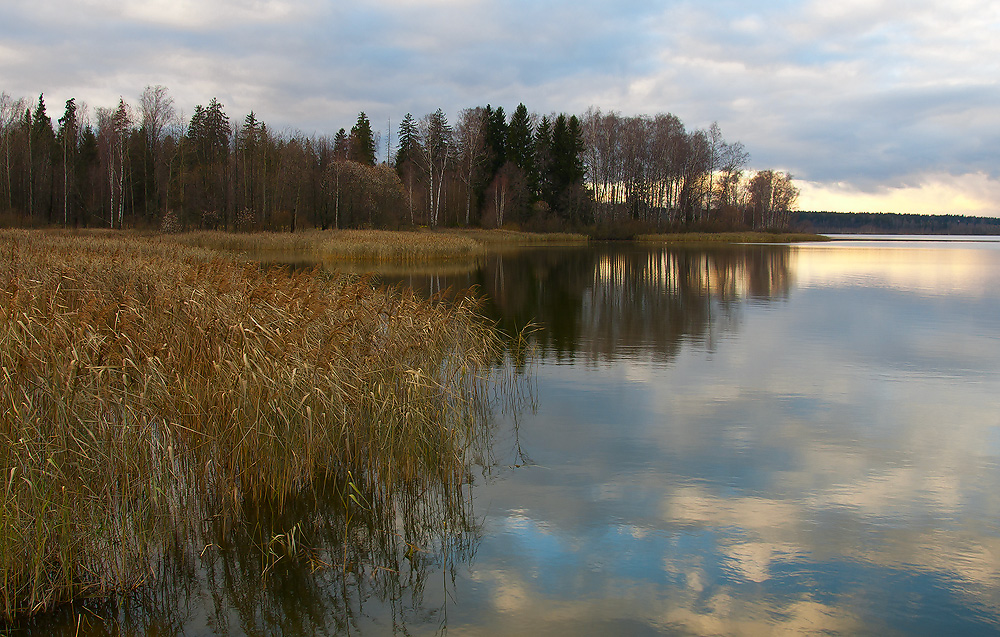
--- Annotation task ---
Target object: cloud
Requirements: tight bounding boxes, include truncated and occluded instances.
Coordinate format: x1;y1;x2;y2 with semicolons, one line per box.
14;0;312;29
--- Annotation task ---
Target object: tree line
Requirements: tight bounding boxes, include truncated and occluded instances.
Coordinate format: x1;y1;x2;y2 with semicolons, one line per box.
796;211;1000;235
0;87;799;233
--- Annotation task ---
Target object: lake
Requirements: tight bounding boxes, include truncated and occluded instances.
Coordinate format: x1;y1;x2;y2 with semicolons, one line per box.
23;236;1000;635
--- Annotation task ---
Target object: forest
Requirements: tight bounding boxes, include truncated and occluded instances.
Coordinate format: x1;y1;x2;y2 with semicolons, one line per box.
0;86;799;234
796;211;1000;235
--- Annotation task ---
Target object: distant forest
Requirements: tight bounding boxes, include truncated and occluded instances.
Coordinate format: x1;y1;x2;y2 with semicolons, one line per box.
0;86;799;233
796;211;1000;235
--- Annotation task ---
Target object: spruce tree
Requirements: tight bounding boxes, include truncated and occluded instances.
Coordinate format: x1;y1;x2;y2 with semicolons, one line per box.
507;103;536;197
333;128;349;159
30;94;55;222
57;98;78;226
394;114;419;224
484;105;507;178
186;98;230;227
78;125;98;225
550;114;585;217
534;116;553;206
395;113;418;168
507;104;533;170
348;112;376;165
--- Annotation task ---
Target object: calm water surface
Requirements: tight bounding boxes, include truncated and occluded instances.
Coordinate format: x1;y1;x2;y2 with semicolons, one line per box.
397;237;1000;635
22;237;1000;635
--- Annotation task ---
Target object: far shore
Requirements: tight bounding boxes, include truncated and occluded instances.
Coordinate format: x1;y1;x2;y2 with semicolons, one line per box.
637;231;831;244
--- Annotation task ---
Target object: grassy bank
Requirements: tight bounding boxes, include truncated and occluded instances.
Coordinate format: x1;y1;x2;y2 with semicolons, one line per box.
637;231;830;244
0;229;504;620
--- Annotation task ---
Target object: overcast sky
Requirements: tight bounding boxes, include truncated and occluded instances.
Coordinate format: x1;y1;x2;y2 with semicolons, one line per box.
3;0;998;215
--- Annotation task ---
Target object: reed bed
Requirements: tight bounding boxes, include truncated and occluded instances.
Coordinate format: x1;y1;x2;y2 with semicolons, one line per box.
439;228;589;245
173;229;486;263
0;229;504;621
638;231;830;244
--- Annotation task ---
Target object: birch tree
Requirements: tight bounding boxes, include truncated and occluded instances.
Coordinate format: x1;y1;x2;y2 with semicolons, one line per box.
747;170;798;229
419;109;451;227
716;140;749;209
109;99;131;228
454;106;487;226
139;85;175;218
0;93;27;213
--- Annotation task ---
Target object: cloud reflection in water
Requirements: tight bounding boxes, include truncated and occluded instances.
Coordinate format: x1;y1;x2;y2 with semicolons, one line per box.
458;240;1000;635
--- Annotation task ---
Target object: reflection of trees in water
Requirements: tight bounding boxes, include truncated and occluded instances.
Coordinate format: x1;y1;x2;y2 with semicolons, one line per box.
387;246;793;363
579;246;793;361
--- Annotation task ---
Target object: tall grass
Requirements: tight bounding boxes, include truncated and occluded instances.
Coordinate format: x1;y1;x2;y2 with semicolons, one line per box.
173;229;487;263
439;228;589;245
170;228;588;265
0;229;505;620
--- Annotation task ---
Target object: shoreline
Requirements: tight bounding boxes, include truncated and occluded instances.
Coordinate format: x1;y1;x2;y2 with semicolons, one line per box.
637;231;831;244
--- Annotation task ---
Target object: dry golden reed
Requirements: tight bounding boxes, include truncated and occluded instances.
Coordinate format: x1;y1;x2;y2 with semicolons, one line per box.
0;229;503;620
173;228;487;263
438;228;589;245
170;228;588;265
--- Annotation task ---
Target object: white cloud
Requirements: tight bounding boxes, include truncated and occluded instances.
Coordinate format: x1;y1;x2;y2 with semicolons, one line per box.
107;0;309;28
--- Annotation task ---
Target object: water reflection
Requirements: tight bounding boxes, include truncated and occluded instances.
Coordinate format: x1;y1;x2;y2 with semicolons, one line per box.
380;244;794;364
445;240;1000;635
12;474;487;635
795;239;1000;297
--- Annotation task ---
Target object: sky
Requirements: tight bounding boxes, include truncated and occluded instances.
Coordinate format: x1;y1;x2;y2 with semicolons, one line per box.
2;0;998;215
